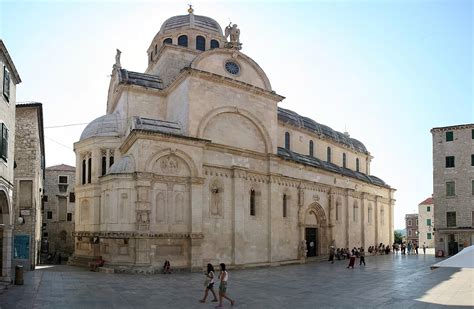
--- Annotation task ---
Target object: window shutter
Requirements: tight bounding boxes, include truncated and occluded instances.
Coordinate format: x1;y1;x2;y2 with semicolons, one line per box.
1;124;8;160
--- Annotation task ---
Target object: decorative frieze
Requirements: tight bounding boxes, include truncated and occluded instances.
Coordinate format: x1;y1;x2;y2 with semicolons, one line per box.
74;231;204;239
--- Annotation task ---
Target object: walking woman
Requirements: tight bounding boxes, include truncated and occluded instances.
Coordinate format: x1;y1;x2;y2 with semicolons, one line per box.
216;263;235;307
347;251;356;269
359;248;366;266
199;264;218;303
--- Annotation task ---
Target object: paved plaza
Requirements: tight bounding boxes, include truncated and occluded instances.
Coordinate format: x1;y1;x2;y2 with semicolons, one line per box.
0;252;473;308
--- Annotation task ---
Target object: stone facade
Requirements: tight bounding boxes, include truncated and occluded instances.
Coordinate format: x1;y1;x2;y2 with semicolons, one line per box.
0;40;21;281
432;124;474;255
418;197;434;248
12;103;45;270
405;214;418;244
42;164;75;259
73;10;395;272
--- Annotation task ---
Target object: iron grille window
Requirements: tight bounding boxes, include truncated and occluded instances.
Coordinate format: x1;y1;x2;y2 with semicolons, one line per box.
446;211;456;227
69;192;75;203
67;213;72;222
47;211;52;219
445;131;453;141
445;156;455;168
58;176;68;184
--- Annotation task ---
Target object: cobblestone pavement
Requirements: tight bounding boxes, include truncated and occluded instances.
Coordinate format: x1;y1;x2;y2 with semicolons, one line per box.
0;252;473;308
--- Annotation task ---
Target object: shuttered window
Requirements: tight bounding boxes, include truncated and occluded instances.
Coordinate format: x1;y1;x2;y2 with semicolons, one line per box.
3;66;10;102
0;123;8;161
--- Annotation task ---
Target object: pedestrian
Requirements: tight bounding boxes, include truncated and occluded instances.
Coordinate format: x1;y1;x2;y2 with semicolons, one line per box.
347;252;356;269
359;248;366;266
328;246;335;264
199;264;218;303
163;260;171;274
216;263;235;308
415;243;419;255
422;243;426;255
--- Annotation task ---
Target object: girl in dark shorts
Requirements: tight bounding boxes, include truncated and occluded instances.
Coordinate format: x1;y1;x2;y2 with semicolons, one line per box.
216;263;235;307
199;264;218;303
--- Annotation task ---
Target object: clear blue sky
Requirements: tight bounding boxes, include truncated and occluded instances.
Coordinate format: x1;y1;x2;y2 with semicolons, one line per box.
1;0;472;229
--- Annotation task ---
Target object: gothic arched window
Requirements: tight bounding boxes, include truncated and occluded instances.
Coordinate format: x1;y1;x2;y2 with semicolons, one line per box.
163;38;172;45
210;39;219;49
285;132;290;150
309;140;314;157
250;189;256;216
196;36;206;51
283;194;287;218
356;158;360;172
327;147;332;163
178;35;188;47
343;153;347;168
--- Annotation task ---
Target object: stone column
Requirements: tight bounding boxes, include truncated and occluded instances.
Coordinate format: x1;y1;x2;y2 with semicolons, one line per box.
389;199;395;245
345;189;350;248
297;184;306;261
189;179;204;270
374;196;380;245
231;167;247;265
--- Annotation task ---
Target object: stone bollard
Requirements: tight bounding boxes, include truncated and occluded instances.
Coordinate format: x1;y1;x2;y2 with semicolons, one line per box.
14;265;24;285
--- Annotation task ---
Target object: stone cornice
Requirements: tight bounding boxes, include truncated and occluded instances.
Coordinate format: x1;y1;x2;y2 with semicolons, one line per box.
431;123;474;133
74;231;204;239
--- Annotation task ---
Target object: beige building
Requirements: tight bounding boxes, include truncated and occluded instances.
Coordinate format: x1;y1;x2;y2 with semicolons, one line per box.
418;197;434;248
432;124;474;255
12;103;45;270
43;164;76;260
72;9;395;272
0;40;21;281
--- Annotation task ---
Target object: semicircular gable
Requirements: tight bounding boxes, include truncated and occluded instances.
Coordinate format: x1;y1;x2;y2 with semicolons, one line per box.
191;49;272;91
202;111;268;153
145;149;198;177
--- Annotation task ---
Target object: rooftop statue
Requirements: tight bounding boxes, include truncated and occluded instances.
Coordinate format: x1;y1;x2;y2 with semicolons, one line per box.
113;49;122;70
224;23;242;50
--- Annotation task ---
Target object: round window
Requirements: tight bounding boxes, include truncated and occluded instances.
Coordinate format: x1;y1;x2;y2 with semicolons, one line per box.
225;61;240;75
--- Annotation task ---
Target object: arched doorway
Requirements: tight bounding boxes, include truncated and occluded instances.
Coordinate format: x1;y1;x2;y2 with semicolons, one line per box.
0;189;11;277
300;203;328;258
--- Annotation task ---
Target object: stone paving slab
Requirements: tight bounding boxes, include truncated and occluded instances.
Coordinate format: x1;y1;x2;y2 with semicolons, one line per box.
0;253;473;308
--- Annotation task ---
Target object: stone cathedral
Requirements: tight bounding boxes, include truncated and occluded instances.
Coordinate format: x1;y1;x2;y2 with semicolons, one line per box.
73;8;395;272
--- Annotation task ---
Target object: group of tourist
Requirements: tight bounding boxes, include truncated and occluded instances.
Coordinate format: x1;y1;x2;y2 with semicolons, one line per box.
368;243;391;255
199;263;235;307
328;246;366;268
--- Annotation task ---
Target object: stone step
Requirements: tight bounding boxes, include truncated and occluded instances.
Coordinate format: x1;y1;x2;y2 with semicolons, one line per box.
97;267;114;274
68;255;102;268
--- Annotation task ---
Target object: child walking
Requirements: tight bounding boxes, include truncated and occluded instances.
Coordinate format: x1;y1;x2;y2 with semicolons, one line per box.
199;264;218;303
216;263;235;308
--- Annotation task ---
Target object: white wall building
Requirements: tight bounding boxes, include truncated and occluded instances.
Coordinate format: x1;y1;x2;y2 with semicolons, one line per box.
418;197;434;248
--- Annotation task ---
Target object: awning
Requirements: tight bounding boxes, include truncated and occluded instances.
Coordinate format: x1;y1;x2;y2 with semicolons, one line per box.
431;245;474;269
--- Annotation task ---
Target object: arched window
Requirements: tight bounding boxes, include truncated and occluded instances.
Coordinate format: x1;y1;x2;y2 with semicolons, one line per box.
178;35;188;47
163;38;172;45
343;153;347;168
87;157;92;183
284;132;290;150
283;194;287;218
101;155;107;176
109;155;114;167
250;189;256;216
196;36;205;51
356;158;360;172
327;147;331;163
309;140;314;157
210;39;219;49
154;44;157;54
82;159;86;185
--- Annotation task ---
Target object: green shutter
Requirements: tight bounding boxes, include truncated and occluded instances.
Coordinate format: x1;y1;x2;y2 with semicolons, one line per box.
427;219;431;226
427;233;432;240
446;131;453;141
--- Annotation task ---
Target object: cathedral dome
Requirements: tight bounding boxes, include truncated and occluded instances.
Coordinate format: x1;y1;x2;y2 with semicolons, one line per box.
80;113;123;141
159;13;223;36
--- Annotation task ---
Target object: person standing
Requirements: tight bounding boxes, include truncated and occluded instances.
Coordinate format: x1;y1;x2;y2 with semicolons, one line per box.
328;246;335;264
216;263;235;307
359;248;366;266
347;252;356;269
199;264;218;303
422;243;426;255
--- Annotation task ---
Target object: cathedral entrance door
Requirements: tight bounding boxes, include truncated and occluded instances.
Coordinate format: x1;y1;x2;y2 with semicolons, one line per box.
306;228;318;257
